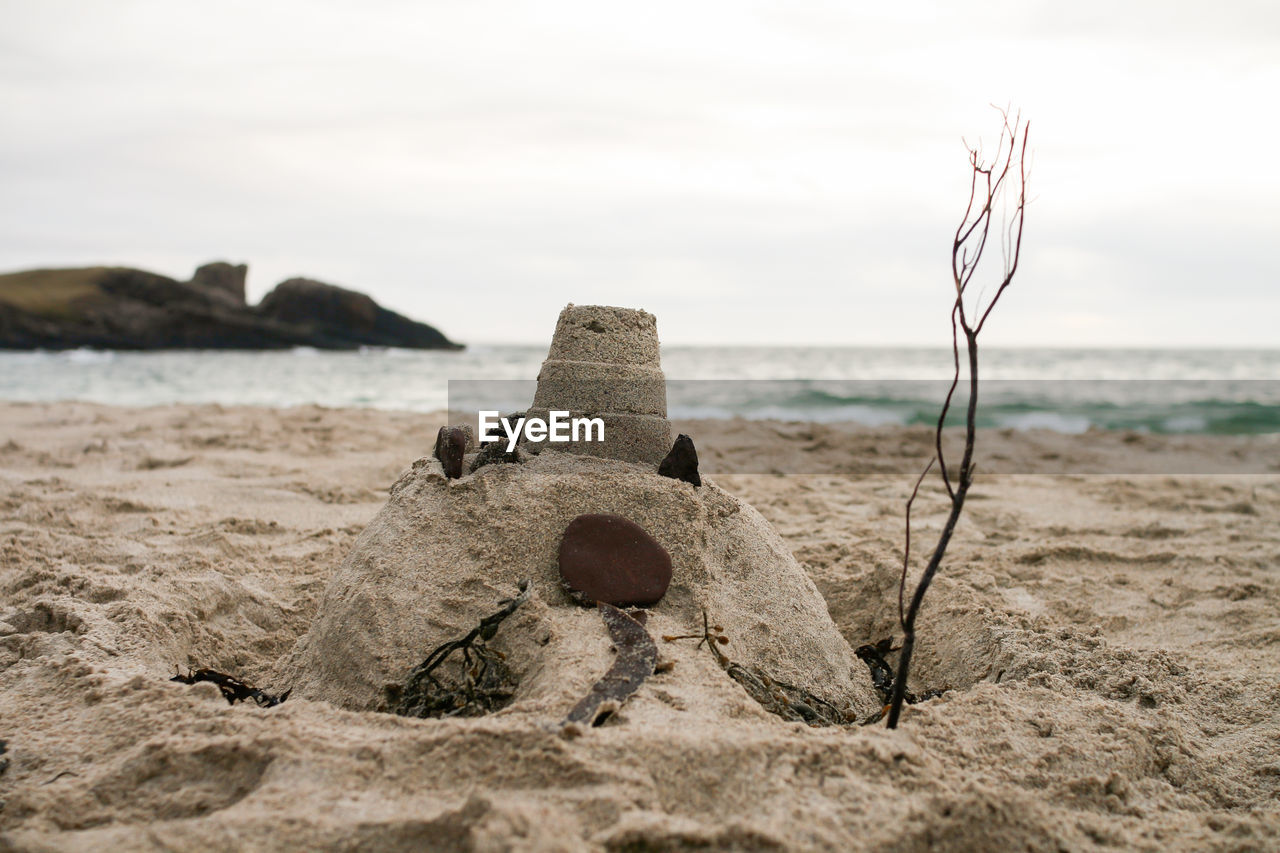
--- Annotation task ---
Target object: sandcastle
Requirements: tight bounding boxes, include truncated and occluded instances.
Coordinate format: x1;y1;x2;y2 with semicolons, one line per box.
278;305;879;724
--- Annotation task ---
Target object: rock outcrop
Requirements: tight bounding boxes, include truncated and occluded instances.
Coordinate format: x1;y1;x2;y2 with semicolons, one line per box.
189;261;248;306
0;262;461;351
257;278;458;350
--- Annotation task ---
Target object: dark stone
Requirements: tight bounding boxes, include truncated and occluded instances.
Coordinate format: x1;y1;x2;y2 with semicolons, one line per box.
558;514;672;608
470;412;524;473
434;426;468;479
658;433;701;486
469;441;520;473
0;263;462;351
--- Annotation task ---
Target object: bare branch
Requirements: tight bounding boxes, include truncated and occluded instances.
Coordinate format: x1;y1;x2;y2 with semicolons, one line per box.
886;108;1030;729
899;457;936;629
976;120;1029;335
935;301;961;499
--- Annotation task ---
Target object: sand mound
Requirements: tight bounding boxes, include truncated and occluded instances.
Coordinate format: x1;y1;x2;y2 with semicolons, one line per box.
2;403;1279;849
282;304;876;721
279;450;880;720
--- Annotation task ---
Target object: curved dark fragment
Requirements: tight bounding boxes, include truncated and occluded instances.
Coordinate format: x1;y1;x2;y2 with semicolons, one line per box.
658;433;701;487
434;425;468;479
563;604;657;728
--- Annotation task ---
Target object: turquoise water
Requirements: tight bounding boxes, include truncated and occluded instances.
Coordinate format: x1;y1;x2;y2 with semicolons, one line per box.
2;346;1278;434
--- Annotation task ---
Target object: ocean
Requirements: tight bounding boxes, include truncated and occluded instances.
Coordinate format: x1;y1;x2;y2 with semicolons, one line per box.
1;346;1279;434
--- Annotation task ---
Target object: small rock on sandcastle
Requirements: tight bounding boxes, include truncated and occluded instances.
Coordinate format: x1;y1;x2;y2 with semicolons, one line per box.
277;304;879;726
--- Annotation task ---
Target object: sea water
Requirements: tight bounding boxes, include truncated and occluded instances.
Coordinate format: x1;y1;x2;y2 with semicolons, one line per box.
1;346;1278;434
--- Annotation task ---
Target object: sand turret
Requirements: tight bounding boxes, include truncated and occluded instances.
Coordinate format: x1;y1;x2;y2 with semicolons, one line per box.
524;304;671;465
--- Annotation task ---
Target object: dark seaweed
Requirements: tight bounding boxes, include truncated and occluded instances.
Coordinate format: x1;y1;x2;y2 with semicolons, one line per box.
170;668;291;707
855;639;898;703
388;579;531;718
856;638;946;724
664;612;855;727
725;662;855;726
469;440;521;473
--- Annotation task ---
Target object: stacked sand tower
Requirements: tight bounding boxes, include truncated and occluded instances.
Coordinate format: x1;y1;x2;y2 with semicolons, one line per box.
278;305;879;723
523;305;671;464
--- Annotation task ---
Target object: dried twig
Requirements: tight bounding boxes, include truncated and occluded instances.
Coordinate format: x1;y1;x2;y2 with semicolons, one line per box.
888;109;1030;729
899;458;935;628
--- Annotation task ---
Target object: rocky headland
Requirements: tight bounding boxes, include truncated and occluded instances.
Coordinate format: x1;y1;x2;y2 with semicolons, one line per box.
0;261;461;350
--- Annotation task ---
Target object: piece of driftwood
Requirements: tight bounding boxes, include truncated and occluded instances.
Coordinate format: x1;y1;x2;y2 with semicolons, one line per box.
562;603;657;729
389;579;532;718
171;668;291;707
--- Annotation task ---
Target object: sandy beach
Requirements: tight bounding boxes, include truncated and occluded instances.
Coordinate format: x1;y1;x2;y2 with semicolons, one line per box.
1;401;1278;851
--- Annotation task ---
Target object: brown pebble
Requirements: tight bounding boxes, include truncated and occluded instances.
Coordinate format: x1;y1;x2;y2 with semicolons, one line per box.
433;426;467;479
558;513;672;608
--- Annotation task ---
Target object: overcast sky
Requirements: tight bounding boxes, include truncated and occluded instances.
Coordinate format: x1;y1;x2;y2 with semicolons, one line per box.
2;1;1277;346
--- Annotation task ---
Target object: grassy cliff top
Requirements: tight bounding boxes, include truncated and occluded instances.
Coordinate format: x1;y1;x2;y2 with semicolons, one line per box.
0;267;118;319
